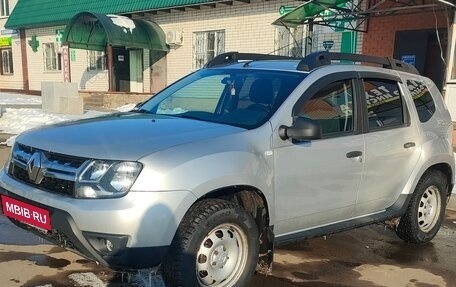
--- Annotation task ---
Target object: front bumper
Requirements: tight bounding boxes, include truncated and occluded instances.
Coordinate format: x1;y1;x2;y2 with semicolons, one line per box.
0;169;197;270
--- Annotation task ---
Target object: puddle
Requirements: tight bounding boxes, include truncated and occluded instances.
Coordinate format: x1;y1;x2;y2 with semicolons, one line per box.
0;214;48;245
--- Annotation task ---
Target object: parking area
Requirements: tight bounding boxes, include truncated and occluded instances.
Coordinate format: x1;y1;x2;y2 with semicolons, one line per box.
0;145;455;287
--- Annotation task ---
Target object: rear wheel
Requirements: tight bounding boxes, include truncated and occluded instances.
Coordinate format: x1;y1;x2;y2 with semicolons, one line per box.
162;199;259;287
396;171;448;243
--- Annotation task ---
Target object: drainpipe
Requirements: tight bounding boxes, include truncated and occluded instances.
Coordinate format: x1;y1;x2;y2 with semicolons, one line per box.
19;28;29;93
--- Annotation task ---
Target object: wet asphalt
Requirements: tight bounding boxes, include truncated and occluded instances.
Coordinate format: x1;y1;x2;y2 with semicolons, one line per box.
0;144;455;287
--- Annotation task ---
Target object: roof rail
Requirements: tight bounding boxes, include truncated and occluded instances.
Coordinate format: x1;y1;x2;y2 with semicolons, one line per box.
297;51;420;75
205;52;295;68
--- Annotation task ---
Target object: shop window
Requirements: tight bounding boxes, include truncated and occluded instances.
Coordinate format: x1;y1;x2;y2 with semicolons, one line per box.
363;79;404;129
193;30;225;70
0;0;9;17
43;43;62;71
87;50;106;71
274;26;303;57
1;48;13;75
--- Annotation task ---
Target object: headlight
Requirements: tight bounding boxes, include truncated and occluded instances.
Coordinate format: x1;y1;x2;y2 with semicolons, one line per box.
5;143;17;174
75;160;142;198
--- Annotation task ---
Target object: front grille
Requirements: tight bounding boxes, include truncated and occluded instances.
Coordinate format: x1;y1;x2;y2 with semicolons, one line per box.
9;143;86;197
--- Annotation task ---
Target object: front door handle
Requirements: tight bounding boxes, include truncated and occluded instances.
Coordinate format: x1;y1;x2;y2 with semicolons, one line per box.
404;142;416;148
346;151;363;158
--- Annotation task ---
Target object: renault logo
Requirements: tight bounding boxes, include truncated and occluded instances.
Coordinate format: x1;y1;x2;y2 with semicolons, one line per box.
27;152;45;184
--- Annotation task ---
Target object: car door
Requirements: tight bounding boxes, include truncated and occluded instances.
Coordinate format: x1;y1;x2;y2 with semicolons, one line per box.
273;73;365;238
354;74;422;216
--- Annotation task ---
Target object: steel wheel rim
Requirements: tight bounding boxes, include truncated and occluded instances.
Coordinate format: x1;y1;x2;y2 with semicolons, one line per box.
196;223;249;287
417;186;441;233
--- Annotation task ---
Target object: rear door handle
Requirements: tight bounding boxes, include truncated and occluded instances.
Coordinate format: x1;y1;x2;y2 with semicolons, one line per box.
346;151;363;158
404;142;415;148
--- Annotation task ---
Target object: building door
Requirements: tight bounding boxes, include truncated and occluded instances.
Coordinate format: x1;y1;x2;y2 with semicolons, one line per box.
113;47;130;92
394;29;447;91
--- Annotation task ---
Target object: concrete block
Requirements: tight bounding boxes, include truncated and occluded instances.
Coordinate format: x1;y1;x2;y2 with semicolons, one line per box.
41;82;83;115
60;97;84;115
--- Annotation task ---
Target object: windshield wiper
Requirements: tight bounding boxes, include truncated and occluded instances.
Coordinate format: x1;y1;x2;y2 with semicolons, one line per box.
134;109;153;114
174;114;204;121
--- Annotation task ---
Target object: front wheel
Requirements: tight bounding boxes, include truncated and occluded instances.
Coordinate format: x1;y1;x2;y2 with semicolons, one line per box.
162;199;259;287
396;170;448;243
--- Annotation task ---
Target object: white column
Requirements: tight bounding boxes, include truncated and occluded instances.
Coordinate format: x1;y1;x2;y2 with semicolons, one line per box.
444;14;456;121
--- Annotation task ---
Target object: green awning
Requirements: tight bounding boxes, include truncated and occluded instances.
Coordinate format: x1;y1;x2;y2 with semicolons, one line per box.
62;12;168;56
273;0;351;27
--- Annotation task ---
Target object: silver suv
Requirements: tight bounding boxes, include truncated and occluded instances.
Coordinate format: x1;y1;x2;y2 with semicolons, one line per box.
0;52;454;287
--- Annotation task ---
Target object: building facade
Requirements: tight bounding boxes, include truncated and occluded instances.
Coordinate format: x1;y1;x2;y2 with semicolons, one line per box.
3;0;453;117
0;0;362;102
0;0;23;91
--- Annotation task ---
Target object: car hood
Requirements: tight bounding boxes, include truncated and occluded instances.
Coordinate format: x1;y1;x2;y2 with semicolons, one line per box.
16;113;245;161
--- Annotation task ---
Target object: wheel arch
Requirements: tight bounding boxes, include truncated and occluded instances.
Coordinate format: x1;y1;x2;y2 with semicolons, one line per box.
422;163;453;198
199;185;274;275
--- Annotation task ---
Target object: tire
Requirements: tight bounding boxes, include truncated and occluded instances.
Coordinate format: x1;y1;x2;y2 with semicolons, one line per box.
396;170;448;243
162;199;259;287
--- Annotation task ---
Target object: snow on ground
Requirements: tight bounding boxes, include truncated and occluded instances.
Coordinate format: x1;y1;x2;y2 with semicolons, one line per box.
0;92;137;146
0;108;108;146
0;92;42;105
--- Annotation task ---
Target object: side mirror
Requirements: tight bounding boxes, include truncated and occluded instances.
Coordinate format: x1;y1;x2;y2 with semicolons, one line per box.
279;117;322;141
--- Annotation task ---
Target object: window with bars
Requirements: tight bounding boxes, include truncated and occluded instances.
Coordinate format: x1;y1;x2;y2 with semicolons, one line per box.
43;43;62;71
274;26;303;57
87;50;106;71
193;30;225;70
0;0;9;17
1;48;13;75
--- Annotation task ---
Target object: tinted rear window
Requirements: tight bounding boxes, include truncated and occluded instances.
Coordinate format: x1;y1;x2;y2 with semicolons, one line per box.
407;80;435;123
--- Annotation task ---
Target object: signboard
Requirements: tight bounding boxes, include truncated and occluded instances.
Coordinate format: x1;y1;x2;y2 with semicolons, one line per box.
56;29;65;43
401;55;416;66
70;49;76;61
323;40;334;51
0;37;12;47
279;5;295;15
61;46;71;82
1;29;18;36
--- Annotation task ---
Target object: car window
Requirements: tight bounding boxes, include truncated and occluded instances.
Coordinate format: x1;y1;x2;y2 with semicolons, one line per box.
407;80;435;122
364;79;404;130
157;74;227;114
298;80;354;136
140;68;306;129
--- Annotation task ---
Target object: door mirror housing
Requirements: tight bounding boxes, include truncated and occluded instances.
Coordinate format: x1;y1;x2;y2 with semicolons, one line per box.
279;117;322;141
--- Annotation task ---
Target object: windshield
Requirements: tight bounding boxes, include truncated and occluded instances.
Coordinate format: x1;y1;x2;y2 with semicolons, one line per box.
138;68;306;129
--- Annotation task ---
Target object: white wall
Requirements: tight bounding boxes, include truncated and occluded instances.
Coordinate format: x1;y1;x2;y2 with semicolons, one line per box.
149;0;302;84
25;26;109;92
444;15;456;121
0;0;23;90
70;48;109;91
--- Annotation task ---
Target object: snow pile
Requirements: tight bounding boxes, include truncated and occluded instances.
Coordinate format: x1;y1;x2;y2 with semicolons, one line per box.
0;108;108;146
68;272;106;287
0;108;106;135
0;93;41;105
116;103;136;112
